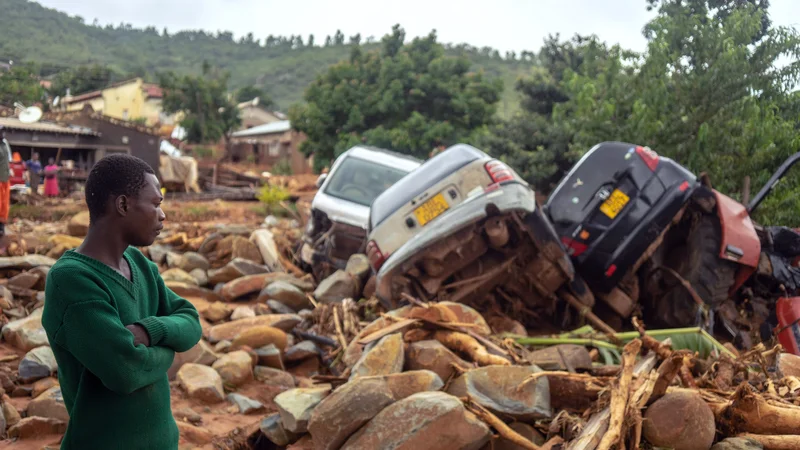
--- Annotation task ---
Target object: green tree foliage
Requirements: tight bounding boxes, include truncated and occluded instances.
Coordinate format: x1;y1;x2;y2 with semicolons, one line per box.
290;25;503;170
0;64;45;106
0;0;531;111
49;64;124;97
234;85;274;108
159;64;241;150
482;0;800;225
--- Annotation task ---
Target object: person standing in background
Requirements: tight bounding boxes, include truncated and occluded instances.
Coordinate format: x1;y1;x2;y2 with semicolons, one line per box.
0;130;11;238
43;158;59;197
9;153;25;187
26;152;42;194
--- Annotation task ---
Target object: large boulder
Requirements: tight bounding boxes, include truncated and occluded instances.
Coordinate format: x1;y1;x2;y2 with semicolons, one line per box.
208;258;270;285
0;255;57;270
260;413;298;447
259;281;311;311
27;386;69;422
231;325;287;351
447;365;551;420
2;308;47;351
8;417;66;439
250;229;283;272
526;345;593;371
365;370;444;400
161;268;197;285
314;270;358;304
227;393;264;414
167;340;218;380
19;346;58;383
177;363;225;404
406;340;474;382
212;351;254;387
350;333;404;379
207;314;301;343
341;391;490;450
643;390;716;450
254;366;296;389
67;211;90;237
274;386;331;434
308;377;395;450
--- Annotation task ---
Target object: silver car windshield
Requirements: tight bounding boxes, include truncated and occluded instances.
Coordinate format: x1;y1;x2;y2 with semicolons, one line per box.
324;156;411;206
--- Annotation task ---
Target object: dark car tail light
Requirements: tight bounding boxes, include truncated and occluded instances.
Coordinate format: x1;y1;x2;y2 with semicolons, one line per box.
560;237;588;257
485;160;514;184
366;240;387;271
635;146;660;172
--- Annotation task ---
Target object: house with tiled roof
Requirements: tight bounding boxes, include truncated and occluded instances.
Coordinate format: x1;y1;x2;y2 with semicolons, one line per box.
61;78;175;127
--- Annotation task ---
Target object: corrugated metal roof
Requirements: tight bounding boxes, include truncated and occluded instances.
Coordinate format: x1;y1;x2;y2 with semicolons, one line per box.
0;117;97;135
231;120;292;138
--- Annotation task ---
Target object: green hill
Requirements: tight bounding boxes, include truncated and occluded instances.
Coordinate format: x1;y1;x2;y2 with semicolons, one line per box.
0;0;536;116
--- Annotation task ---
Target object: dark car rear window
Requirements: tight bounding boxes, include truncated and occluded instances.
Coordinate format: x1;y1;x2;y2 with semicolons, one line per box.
369;144;486;228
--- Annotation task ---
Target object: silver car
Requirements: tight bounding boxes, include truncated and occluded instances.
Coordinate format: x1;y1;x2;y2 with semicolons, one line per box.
299;145;421;280
367;144;593;324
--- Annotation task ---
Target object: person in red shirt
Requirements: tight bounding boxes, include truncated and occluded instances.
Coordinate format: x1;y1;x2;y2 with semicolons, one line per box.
9;152;25;186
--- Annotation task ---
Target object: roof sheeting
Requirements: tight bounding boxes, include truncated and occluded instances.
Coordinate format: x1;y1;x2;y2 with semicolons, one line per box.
231;120;292;138
0;117;97;135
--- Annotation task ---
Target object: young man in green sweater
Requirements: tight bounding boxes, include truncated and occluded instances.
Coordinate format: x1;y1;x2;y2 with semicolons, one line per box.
43;153;202;449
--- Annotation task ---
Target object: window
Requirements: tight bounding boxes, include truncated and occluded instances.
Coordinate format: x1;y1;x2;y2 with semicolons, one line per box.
268;141;280;157
324;157;411;206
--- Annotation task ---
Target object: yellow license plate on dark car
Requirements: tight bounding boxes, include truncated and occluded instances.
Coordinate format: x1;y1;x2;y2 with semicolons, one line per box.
600;189;630;219
414;193;449;226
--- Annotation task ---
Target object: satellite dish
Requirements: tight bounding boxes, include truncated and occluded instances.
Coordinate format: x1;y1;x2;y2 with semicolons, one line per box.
18;106;43;124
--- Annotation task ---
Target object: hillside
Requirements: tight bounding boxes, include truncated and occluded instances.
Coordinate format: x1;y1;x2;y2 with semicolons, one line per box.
0;0;536;116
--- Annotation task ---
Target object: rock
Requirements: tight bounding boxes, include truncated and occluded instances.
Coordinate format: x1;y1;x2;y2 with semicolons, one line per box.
203;301;232;322
177;421;214;445
231;325;288;351
221;274;270;301
212;351;254;387
274;386;331;434
208;258;270;285
285;341;320;363
182;252;210;272
260;413;299;447
216;224;252;236
448;365;551;420
0;285;13;309
165;281;222;303
19;346;58;382
292;357;321;378
166;252;186;269
437;302;492;336
233;236;264;264
177;363;225;404
776;353;800;378
2;308;48;351
255;366;295;389
487;316;528;336
267;299;297;315
161;268;197;285
526;345;593;371
214;341;232;353
29;266;50;290
190;268;208;286
251;229;283;271
314;270;358;304
351;333;404;379
494;423;546;449
11;387;31;397
147;244;170;264
406;340;474;382
168;340;218;379
255;344;285;370
0;255;57;270
711;437;764;450
207;314;301;343
8;272;40;289
308;377;395;450
8;417;66;439
643;390;716;450
345;254;371;279
342;391;490;450
230;306;256;321
47;234;83;250
368;370;444;400
227;392;264;414
259;281;310;311
27;386;69;422
2;400;21;426
67;211;90;237
31;378;58;398
173;407;202;425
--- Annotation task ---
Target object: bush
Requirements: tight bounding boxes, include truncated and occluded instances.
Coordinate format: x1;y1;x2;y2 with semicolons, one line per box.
271;158;292;175
256;184;290;215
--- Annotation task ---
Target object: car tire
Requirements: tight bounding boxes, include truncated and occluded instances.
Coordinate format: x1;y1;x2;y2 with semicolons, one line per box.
653;213;738;328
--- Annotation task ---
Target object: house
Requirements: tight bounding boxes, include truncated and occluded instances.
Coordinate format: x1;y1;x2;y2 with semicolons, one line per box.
237;98;286;130
61;78;175;127
230;120;310;174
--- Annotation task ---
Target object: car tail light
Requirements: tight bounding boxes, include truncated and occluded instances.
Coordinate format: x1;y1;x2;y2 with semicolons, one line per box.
635;146;659;172
485;160;514;184
366;240;387;271
560;236;588;257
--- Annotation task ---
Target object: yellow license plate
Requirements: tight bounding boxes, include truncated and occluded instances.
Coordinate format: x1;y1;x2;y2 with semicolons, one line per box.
414;193;450;226
599;189;630;219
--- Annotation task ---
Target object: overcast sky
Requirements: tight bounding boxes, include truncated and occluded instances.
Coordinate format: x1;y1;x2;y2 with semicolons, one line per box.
36;0;800;53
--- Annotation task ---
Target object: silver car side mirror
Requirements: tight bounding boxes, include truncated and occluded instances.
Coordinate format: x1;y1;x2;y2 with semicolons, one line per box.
316;173;328;188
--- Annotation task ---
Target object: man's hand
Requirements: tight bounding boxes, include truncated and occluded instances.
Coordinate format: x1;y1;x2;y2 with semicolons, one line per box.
125;324;151;347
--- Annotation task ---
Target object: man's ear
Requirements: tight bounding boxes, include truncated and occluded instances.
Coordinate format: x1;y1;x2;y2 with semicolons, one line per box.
114;195;129;216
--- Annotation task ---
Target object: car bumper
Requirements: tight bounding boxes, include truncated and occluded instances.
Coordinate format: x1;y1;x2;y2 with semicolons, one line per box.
375;182;573;305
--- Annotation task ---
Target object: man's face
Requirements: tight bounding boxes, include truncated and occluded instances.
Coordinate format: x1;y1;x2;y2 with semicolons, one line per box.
124;173;166;247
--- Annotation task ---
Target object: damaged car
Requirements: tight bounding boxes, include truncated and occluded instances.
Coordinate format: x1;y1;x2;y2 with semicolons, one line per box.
298;145;421;281
367;143;594;329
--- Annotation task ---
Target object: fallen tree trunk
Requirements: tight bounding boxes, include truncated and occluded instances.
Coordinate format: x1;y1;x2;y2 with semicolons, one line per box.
739;434;800;450
721;384;800;435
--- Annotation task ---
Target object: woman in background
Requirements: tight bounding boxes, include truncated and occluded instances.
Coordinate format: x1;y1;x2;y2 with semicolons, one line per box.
44;158;59;197
9;153;25;187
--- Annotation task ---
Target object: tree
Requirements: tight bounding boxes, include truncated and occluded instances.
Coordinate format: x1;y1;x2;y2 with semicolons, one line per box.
333;30;345;45
349;33;361;45
49;64;121;97
307;34;315;47
290;25;503;170
159;63;241;157
0;64;45;106
235;85;274;108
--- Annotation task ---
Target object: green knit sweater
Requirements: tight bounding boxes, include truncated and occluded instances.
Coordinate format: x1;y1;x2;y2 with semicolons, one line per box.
42;247;202;449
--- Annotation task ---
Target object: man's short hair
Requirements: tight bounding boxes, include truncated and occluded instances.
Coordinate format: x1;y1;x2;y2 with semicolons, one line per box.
85;154;155;221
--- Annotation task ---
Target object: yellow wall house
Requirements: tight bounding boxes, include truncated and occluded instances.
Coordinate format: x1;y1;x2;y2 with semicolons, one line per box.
62;78;175;126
